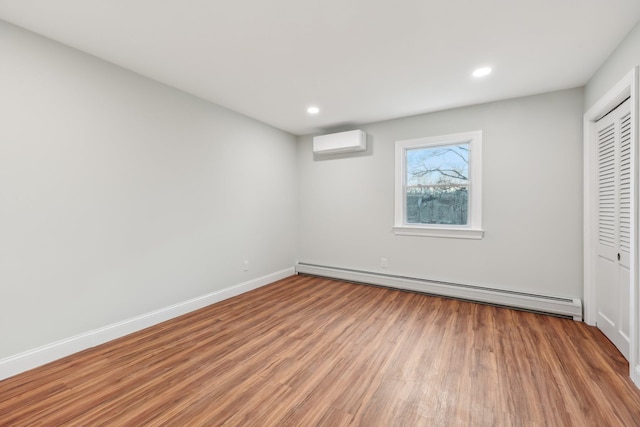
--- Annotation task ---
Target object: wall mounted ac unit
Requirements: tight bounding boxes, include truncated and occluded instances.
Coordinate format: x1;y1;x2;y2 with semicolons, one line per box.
313;130;367;155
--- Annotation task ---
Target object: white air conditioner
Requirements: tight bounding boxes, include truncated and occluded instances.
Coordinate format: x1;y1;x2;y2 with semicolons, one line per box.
313;130;367;155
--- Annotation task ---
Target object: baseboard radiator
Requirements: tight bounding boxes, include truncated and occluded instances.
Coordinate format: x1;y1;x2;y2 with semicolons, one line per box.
295;263;583;321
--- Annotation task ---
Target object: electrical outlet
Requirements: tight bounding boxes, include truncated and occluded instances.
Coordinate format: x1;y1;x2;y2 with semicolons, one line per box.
243;260;249;271
381;257;388;268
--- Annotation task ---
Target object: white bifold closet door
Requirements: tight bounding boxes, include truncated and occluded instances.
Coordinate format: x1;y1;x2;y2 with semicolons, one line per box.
596;98;632;360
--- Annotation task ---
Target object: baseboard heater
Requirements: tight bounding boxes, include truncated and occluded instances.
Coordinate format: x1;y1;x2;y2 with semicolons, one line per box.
295;263;583;321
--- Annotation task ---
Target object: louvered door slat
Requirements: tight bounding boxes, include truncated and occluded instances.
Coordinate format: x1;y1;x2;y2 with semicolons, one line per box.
619;112;632;252
598;122;617;247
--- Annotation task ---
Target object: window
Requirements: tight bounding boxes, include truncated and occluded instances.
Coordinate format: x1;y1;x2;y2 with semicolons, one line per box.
394;131;483;239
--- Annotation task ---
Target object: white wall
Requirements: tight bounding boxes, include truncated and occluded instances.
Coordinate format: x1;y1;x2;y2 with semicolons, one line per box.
585;20;640;110
297;88;584;298
0;20;297;360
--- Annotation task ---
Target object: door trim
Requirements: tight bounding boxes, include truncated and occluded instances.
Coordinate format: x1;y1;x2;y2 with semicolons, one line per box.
584;67;639;387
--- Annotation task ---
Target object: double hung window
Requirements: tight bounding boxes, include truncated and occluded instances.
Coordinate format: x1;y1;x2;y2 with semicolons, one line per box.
394;131;483;239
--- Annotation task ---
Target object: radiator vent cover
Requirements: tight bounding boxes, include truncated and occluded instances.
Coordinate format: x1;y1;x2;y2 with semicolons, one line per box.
295;263;583;321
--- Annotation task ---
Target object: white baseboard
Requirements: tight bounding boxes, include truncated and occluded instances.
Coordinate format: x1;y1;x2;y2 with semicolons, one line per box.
296;263;583;321
634;364;640;388
0;267;294;382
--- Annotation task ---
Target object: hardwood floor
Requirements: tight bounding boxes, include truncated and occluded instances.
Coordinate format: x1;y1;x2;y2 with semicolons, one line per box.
1;274;640;426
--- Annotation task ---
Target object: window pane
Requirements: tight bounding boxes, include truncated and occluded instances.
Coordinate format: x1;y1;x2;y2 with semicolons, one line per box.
406;186;468;225
406;143;469;186
405;142;470;225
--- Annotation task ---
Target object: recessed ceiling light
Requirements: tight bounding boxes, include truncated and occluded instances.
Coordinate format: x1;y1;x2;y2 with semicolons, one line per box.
472;67;492;78
307;106;320;115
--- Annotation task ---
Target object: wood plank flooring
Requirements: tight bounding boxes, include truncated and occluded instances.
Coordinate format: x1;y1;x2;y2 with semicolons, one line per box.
1;274;640;426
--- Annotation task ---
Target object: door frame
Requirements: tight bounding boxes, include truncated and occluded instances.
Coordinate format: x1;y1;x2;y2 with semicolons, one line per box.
584;67;639;386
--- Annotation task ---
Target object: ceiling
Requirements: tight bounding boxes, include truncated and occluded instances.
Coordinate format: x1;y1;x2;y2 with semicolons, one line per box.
0;1;639;136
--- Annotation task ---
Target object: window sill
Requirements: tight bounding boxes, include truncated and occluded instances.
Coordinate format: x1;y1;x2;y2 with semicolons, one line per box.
392;225;484;240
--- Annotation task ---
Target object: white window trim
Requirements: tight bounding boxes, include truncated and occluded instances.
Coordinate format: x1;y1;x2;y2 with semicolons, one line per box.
393;130;484;239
